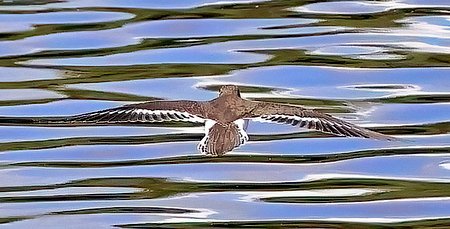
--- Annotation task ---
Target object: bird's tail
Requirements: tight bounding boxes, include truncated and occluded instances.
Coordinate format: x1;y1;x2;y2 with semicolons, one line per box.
197;122;248;156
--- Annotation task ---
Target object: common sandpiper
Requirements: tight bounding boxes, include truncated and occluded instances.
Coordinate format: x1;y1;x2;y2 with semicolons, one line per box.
67;85;394;156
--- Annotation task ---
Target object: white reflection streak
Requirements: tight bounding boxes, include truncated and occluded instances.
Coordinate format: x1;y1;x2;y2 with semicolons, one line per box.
200;0;270;7
394;16;450;39
439;161;450;170
319;216;450;223
291;1;449;15
157;216;450;225
0;187;141;198
158;208;217;223
304;173;450;183
290;1;403;15
385;41;450;54
344;84;421;93
182;169;450;184
237;188;384;202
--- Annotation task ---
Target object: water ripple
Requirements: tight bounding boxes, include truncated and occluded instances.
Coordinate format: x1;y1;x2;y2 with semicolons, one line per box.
0;0;448;227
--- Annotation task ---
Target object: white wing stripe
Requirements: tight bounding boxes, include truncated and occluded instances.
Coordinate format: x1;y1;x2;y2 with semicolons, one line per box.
130;109;205;123
70;108;205;123
250;113;392;140
253;115;351;128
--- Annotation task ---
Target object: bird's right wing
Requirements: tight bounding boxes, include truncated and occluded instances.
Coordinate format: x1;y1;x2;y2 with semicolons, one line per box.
65;100;207;124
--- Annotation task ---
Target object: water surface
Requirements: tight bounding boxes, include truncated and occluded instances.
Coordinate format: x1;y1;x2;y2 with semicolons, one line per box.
0;0;449;228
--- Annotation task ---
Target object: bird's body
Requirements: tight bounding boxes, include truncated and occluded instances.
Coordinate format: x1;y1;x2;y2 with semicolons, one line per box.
65;85;394;156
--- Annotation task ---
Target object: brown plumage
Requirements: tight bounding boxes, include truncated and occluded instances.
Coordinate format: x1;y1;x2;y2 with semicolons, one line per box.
202;123;243;156
56;85;395;156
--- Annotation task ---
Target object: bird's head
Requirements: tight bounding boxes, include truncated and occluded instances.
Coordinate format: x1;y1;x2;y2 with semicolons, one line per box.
219;85;240;97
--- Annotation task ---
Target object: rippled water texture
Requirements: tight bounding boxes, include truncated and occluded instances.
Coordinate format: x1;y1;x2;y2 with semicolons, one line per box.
0;0;449;228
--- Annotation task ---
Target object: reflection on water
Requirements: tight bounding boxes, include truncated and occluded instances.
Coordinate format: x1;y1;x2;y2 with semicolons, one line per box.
0;0;449;227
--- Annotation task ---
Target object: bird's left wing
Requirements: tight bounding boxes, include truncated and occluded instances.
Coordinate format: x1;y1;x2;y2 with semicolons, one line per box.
244;101;395;140
65;100;207;124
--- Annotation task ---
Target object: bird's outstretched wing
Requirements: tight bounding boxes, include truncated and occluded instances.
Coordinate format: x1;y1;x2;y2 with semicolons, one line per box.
65;100;207;124
245;102;395;140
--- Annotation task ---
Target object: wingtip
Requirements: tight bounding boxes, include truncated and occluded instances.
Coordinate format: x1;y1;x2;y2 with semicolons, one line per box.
364;130;405;142
383;135;412;143
376;135;400;142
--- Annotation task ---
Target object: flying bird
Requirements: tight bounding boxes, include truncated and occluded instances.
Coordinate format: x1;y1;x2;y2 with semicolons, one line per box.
63;85;394;156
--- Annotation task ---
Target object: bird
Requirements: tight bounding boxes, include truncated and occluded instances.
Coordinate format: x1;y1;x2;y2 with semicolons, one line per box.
62;85;394;156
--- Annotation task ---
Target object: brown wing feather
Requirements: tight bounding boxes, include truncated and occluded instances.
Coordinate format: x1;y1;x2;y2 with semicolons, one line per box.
246;102;395;140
